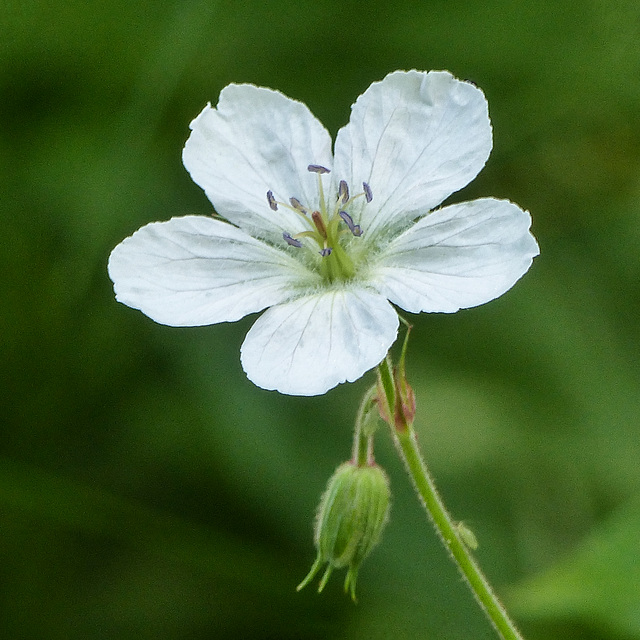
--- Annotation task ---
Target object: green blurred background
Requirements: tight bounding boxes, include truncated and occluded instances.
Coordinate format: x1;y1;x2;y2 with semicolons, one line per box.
2;1;640;638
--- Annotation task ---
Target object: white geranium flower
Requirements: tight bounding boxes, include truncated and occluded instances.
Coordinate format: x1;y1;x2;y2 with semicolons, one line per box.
108;70;539;396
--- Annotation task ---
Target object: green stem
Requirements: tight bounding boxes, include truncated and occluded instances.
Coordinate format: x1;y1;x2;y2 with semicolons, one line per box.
352;386;377;466
377;354;396;419
377;360;523;640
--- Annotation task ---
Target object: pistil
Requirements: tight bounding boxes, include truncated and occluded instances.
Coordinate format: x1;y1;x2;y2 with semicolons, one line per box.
311;211;328;239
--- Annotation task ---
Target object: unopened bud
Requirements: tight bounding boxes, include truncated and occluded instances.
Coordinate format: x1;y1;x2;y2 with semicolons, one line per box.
297;461;391;601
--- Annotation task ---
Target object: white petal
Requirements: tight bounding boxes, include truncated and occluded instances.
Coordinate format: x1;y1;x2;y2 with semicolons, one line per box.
108;216;320;326
371;198;539;313
334;70;492;238
182;84;333;240
240;288;399;396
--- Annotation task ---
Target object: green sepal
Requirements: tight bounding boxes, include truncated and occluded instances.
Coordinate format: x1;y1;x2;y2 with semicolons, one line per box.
297;461;391;601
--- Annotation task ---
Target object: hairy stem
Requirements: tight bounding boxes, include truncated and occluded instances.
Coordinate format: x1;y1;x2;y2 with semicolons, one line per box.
377;358;524;640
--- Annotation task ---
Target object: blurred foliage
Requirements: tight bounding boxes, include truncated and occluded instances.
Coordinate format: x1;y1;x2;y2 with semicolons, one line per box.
2;0;640;638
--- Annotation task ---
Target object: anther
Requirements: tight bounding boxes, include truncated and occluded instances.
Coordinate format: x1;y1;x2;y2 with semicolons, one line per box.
363;182;373;203
267;190;278;211
307;164;330;174
283;232;303;248
289;197;308;213
339;211;362;237
338;180;350;204
320;247;333;257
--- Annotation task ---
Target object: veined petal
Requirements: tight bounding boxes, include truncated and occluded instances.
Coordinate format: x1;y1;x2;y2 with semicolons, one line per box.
108;215;319;326
182;84;333;240
371;198;539;313
240;288;399;396
334;70;492;239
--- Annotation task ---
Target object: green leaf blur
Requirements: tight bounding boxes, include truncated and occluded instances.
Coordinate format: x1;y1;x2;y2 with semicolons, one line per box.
2;1;639;638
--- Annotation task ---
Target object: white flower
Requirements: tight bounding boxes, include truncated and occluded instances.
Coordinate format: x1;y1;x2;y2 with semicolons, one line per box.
108;70;539;396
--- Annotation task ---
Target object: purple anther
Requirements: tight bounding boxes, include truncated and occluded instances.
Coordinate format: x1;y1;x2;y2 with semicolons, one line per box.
289;197;307;213
319;247;333;257
267;190;278;211
339;210;362;237
307;164;330;174
363;182;373;203
338;180;349;203
283;232;303;248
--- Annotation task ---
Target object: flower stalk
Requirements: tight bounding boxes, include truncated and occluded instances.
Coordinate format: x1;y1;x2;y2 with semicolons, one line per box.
376;354;524;640
296;396;390;601
352;385;380;466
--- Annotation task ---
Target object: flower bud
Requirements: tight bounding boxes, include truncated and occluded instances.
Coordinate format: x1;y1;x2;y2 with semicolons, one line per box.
297;461;391;601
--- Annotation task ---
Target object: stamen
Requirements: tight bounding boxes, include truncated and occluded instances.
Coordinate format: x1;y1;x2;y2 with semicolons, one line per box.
267;190;278;211
320;247;332;257
338;180;349;204
289;197;308;214
339;211;362;237
363;182;373;203
307;164;330;174
283;232;303;248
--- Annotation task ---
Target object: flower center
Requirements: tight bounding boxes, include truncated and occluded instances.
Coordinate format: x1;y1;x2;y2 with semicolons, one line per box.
266;165;372;282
